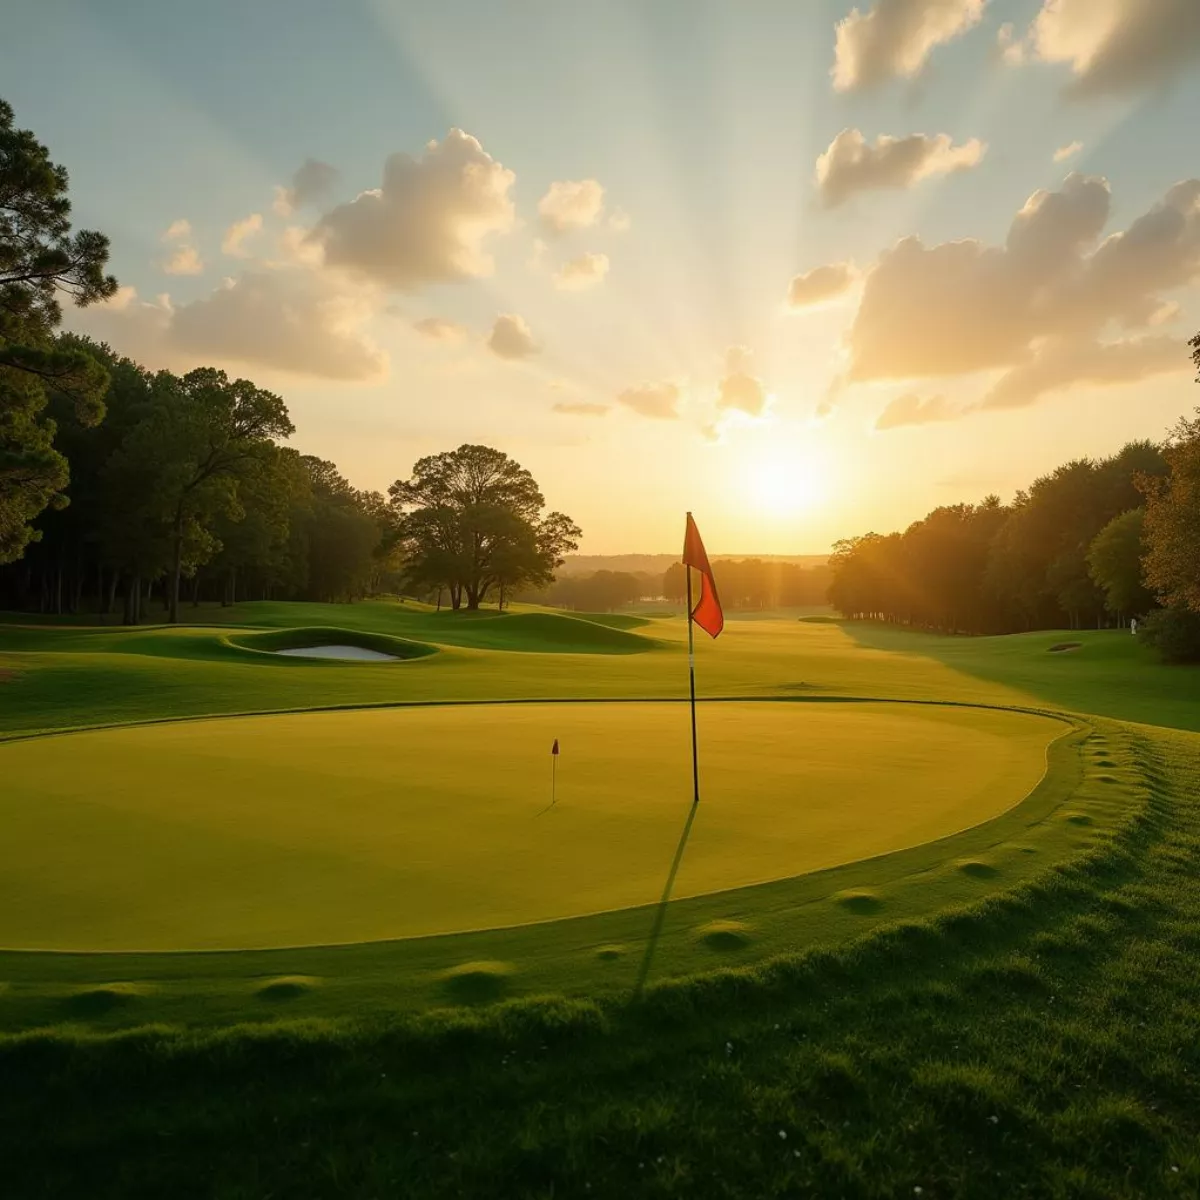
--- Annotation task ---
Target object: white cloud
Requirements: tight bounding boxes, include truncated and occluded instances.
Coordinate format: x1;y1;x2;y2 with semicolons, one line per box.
70;269;387;383
488;313;539;360
816;128;985;207
787;262;857;308
1029;0;1200;96
832;0;987;91
314;129;515;289
160;219;203;275
162;244;204;276
554;252;610;291
1053;140;1083;163
608;207;632;233
996;22;1026;65
717;347;769;416
843;172;1200;410
538;179;605;236
273;158;339;217
221;213;263;258
413;316;468;342
875;392;956;429
617;381;681;419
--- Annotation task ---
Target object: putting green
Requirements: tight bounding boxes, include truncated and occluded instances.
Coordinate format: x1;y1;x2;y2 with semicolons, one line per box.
0;701;1061;952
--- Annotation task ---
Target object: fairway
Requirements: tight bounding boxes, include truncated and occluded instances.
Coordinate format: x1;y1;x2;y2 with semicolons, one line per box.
0;700;1059;951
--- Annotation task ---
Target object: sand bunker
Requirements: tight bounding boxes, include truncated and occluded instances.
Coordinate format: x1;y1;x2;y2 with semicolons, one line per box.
274;645;398;661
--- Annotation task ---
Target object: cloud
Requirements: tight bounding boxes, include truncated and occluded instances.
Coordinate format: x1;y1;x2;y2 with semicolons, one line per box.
875;392;956;429
162;245;204;276
554;252;610;291
717;347;769;416
313;129;515;289
980;335;1184;409
832;0;986;91
273;158;339;217
787;262;857;308
538;179;605;236
1053;140;1083;163
488;313;539;360
816;129;985;207
844;172;1200;408
413;316;468;342
221;213;263;258
996;22;1026;65
552;401;609;416
1029;0;1200;97
617;381;681;419
608;208;632;233
70;269;387;383
160;219;203;275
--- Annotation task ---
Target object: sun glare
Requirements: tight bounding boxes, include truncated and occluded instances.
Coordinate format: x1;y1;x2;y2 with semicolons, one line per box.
746;454;831;517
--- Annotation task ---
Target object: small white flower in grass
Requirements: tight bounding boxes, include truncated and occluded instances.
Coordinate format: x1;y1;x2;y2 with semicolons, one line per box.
988;1115;999;1125
778;1130;787;1140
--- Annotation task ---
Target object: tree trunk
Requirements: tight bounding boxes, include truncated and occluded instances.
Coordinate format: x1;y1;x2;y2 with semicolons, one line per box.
103;570;118;617
192;573;202;607
124;574;141;626
169;520;183;624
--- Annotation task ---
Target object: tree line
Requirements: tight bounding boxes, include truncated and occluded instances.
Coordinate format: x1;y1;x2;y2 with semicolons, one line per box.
828;332;1200;660
0;99;579;622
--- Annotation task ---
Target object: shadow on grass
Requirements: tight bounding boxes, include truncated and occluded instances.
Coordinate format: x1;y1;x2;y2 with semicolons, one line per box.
632;801;699;999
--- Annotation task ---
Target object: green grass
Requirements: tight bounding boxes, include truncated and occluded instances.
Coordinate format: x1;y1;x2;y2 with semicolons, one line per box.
1;600;1198;1196
0;700;1058;951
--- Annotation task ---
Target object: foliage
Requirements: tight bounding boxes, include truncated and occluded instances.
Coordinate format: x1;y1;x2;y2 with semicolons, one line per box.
1087;508;1153;618
0;98;116;561
390;444;580;610
1137;607;1200;665
1141;362;1200;613
830;444;1170;633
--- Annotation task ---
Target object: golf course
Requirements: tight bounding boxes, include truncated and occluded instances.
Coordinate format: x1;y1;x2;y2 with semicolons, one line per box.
3;599;1198;1197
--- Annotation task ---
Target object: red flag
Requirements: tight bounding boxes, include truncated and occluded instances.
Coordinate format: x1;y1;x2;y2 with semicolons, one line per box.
682;513;724;638
551;738;560;755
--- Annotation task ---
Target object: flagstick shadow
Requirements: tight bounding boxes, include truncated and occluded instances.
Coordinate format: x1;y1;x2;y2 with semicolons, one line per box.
632;800;700;1001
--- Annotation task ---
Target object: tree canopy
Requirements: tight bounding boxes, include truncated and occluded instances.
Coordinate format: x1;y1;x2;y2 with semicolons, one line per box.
389;444;580;610
1;98;116;562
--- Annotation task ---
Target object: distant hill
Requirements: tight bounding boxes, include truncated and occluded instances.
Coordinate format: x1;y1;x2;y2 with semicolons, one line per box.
559;553;829;577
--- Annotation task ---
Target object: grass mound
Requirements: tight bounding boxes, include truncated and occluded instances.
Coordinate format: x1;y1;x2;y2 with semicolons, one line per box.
227;627;436;661
438;961;515;1004
255;976;320;1001
594;945;626;961
62;983;149;1017
957;859;1000;879
695;920;755;950
1048;642;1083;653
836;889;885;915
427;611;657;654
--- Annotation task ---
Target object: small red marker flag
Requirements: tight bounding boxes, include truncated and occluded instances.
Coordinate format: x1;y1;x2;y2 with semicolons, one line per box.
682;513;724;639
551;738;560;755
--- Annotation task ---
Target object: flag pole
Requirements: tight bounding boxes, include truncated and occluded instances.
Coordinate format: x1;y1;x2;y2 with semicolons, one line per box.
686;524;700;807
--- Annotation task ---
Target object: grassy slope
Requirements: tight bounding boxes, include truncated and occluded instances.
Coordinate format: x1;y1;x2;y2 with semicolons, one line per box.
2;602;1199;1196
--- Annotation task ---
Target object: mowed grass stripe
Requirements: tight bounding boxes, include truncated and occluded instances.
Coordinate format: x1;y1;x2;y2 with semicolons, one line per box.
0;701;1058;952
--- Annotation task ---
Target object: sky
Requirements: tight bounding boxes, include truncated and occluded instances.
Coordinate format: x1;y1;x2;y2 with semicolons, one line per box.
5;0;1200;554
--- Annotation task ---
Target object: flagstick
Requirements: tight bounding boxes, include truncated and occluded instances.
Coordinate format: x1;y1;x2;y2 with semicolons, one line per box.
551;751;558;807
686;563;700;806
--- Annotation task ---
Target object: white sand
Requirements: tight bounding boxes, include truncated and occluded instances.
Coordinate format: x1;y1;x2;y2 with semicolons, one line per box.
274;644;398;661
